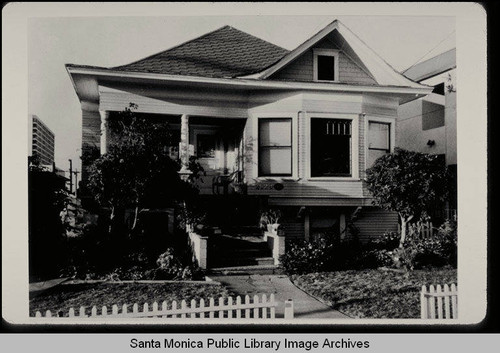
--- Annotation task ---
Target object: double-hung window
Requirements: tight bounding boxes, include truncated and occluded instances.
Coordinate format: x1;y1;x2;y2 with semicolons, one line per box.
367;121;391;167
311;118;352;177
258;118;292;176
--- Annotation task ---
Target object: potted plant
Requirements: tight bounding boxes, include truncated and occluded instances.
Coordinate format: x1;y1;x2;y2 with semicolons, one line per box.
259;209;282;234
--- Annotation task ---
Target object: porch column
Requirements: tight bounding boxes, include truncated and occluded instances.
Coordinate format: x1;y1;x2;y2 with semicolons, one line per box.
178;114;192;181
99;110;109;155
339;212;346;240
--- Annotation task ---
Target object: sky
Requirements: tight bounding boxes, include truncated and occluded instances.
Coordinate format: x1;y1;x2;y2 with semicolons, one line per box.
28;11;455;175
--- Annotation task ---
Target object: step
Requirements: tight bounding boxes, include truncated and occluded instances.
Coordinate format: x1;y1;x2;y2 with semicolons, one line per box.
209;256;274;268
207;264;283;276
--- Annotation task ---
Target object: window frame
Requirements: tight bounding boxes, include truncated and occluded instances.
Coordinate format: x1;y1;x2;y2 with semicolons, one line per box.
364;116;396;171
313;49;340;82
257;117;293;177
306;113;359;180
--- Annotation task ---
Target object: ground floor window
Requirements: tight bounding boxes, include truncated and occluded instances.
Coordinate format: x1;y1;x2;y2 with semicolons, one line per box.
311;118;352;177
258;118;292;176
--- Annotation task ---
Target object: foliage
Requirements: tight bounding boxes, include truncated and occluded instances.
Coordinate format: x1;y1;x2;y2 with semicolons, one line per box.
365;148;449;247
259;209;282;230
86;103;188;235
291;268;457;318
28;156;72;280
279;235;336;274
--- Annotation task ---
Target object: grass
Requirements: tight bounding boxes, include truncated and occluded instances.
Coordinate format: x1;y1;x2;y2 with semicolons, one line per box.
30;281;230;317
291;267;457;319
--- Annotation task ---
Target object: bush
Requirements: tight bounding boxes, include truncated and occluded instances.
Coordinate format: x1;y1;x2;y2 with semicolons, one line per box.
279;235;336;275
279;221;457;275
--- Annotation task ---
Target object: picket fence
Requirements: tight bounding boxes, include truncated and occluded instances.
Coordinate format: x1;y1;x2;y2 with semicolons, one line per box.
34;294;294;320
419;221;434;239
420;284;458;319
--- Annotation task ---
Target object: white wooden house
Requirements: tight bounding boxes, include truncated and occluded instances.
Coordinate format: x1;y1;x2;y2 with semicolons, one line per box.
66;20;432;248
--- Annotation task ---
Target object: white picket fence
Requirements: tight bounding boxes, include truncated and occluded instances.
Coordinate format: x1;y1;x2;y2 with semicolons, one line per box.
419;221;434;239
420;284;458;319
33;294;294;320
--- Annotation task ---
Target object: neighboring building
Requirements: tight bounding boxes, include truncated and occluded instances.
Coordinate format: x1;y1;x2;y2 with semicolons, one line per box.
397;49;457;220
29;114;55;166
66;20;432;245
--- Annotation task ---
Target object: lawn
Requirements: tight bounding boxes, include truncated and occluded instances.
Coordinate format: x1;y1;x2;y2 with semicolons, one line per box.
30;281;230;317
291;267;457;319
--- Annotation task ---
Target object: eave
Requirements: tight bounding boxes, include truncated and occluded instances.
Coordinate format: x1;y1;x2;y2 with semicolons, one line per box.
66;65;433;105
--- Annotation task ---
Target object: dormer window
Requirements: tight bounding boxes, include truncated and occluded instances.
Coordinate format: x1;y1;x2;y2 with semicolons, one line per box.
313;49;339;82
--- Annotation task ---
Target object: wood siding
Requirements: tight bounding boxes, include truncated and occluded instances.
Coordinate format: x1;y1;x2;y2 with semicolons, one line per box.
350;207;399;242
81;109;101;181
270;37;376;85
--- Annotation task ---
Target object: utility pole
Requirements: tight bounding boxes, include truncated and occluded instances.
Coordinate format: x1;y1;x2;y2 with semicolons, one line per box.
73;169;80;198
68;159;73;194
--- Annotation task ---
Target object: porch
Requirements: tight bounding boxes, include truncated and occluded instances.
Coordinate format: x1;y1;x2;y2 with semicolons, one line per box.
100;111;248;196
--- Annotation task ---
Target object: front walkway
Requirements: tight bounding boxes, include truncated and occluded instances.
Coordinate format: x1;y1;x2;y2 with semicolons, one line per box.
208;274;349;319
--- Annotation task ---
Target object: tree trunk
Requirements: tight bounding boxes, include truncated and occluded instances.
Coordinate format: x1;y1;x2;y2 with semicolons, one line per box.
131;205;139;231
108;205;115;235
399;214;413;248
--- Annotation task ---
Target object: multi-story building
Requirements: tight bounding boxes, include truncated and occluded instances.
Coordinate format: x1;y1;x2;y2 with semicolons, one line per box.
397;49;457;221
29;114;55;166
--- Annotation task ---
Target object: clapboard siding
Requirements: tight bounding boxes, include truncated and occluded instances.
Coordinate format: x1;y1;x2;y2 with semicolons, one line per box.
248;180;364;198
81;109;101;181
358;114;366;179
351;208;399;242
281;220;304;240
270;37;376;85
99;91;248;118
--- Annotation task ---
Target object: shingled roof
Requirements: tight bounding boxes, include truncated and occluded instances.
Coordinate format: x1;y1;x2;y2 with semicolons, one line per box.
111;25;290;78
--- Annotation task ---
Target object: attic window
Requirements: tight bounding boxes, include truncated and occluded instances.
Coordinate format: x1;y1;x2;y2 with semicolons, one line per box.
313;49;339;82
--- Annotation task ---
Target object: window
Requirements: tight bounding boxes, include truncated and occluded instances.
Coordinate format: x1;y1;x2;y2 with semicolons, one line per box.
196;134;216;158
313;49;339;81
258;118;292;176
367;121;390;167
311;118;352;177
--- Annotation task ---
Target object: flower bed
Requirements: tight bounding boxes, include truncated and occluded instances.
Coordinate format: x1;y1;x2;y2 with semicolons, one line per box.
291;267;457;318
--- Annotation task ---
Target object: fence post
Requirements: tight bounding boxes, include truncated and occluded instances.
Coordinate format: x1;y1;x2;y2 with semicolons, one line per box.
420;285;427;319
284;299;294;319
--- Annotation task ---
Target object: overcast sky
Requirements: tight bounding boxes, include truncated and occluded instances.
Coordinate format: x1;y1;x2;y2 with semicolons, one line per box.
28;13;455;174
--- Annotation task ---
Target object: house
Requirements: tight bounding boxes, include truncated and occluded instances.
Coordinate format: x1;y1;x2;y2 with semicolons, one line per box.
397;49;457;221
66;20;432;250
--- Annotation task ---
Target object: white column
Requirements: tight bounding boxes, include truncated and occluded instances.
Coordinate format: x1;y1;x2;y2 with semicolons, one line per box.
99;110;109;155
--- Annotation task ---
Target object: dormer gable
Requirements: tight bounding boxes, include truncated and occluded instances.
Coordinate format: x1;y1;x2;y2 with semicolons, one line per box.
268;36;377;85
241;20;423;89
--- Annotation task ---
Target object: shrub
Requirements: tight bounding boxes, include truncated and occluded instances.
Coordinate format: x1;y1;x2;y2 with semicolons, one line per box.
279;234;336;275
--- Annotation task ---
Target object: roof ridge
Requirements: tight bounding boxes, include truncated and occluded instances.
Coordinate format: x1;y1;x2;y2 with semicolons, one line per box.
112;25;233;69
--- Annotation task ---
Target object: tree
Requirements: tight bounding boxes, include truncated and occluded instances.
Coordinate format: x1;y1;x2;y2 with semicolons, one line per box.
86;104;191;236
28;156;70;279
365;148;449;247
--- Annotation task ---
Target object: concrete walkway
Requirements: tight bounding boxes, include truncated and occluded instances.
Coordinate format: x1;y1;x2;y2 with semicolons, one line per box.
208;274;349;319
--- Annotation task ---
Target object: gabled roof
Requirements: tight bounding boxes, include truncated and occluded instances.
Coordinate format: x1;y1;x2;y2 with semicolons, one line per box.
402;48;456;82
241;20;425;89
110;25;289;78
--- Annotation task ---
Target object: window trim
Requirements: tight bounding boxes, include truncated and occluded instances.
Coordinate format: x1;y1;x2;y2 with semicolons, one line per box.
313;49;340;82
364;115;396;171
306;113;359;180
257;117;293;177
